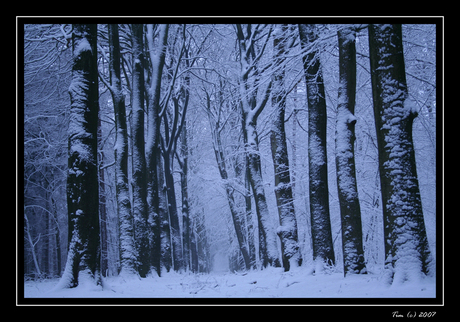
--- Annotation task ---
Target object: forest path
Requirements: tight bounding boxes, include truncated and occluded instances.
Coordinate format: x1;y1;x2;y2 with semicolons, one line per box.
23;266;436;299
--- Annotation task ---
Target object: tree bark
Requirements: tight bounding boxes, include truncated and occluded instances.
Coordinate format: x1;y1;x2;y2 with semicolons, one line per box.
368;24;432;283
145;24;169;276
163;150;183;271
131;23;150;277
107;24;136;277
58;24;100;289
236;24;280;269
335;27;366;276
270;24;302;272
298;24;335;269
179;119;191;271
97;117;108;277
158;154;172;272
245;116;280;268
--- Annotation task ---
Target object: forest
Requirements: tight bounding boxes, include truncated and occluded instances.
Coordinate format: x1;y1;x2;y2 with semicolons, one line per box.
22;20;438;298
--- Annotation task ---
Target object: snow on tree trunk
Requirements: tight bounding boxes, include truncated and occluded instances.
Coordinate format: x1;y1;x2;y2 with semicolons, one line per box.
180;119;191;272
131;24;150;278
164;153;184;272
58;24;101;289
299;24;335;269
158;155;172;272
335;27;366;276
146;24;169;276
368;24;433;284
245;118;281;269
107;24;136;277
236;24;280;269
270;24;302;272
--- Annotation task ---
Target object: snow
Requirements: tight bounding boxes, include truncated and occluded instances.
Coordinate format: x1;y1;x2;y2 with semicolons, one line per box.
74;37;92;56
24;266;435;299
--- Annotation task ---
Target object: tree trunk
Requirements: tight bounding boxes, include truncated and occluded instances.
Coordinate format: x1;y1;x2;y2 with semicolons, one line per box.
131;23;150;277
50;197;62;276
368;24;433;283
157;25;189;272
107;24;136;277
163;152;184;272
270;24;302;271
97;117;108;278
158;154;172;272
298;24;335;269
244;158;256;268
335;27;366;276
58;24;100;289
146;24;169;276
245;117;280;268
180;119;191;271
236;24;280;269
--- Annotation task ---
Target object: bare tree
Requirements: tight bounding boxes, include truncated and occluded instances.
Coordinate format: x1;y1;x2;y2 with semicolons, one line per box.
235;24;280;268
131;23;150;277
57;24;100;289
368;24;433;283
99;24;136;277
203;82;252;270
298;24;335;269
146;24;169;276
335;26;366;276
270;24;302;271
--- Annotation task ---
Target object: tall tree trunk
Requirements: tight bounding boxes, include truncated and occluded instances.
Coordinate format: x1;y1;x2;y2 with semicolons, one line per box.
368;24;433;283
238;112;256;269
236;24;280;269
158;25;189;272
163;152;183;272
107;24;136;277
180;121;191;271
58;24;100;289
50;196;62;275
335;27;366;276
178;46;192;272
43;201;50;276
131;23;150;277
244;116;280;268
298;24;335;269
158;154;172;272
146;24;169;276
244;159;256;268
270;24;302;272
190;223;198;273
97;117;108;277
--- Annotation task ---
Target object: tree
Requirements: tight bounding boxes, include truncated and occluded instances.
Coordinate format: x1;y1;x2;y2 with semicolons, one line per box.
203;84;252;270
146;24;169;276
57;24;101;289
235;24;280;268
131;23;150;277
368;24;433;283
335;26;366;276
298;24;335;269
23;22;437;287
270;24;302;271
100;24;136;277
24;24;70;280
158;24;190;272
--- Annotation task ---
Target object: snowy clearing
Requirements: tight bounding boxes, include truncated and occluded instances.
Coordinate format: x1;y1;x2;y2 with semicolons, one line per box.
23;267;435;300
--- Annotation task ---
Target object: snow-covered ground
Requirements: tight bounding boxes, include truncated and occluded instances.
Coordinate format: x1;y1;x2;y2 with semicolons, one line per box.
23;266;436;299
